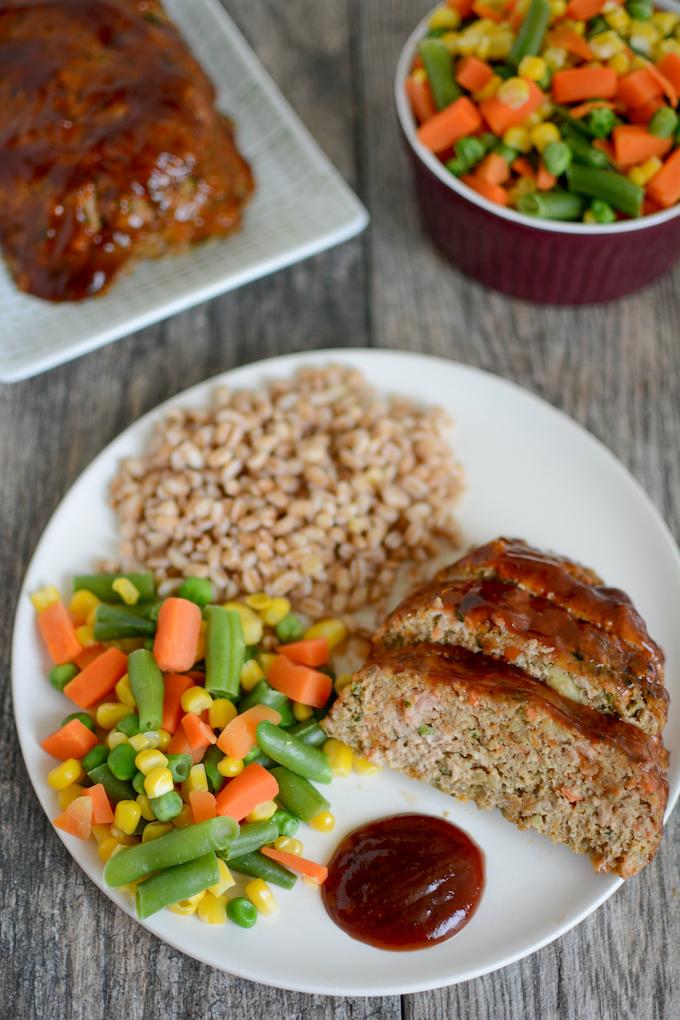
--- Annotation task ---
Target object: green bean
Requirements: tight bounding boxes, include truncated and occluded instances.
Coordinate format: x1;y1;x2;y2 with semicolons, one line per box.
287;719;327;747
510;0;550;65
272;809;300;837
107;742;138;781
136;852;218;919
242;747;274;769
227;897;257;928
202;744;225;793
257;722;331;784
229;851;297;890
104;817;238;887
561;124;611;168
566;163;643;217
271;766;330;823
543;140;572;176
81;743;108;773
93;604;156;641
61;711;95;732
87;763;135;803
150;790;183;822
177;577;214;608
128;649;164;732
166;753;193;783
626;0;652;19
517;189;585;220
418;39;461;110
50;663;78;692
586;15;608;38
221;820;279;860
589;198;617;223
116;713;140;737
73;573;156;602
275;613;305;643
238;680;295;728
649;106;678;139
205;606;245;700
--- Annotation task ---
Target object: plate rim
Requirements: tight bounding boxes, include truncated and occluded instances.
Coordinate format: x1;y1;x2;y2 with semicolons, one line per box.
11;347;680;995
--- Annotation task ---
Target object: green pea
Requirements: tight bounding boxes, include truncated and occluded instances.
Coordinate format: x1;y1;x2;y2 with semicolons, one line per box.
150;790;183;821
108;743;138;781
132;771;146;795
272;809;299;837
587;107;617;140
227;896;258;929
274;614;305;643
81;743;108;773
626;0;652;19
178;577;214;608
649;106;678;139
589;198;617;223
166;753;193;783
50;663;78;692
543;140;572;176
116;713;140;737
61;711;96;733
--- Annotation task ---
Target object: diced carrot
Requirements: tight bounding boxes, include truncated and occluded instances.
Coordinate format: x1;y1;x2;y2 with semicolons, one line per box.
568;100;617;119
279;638;329;668
643;196;664;216
537;163;557;190
181;712;217;750
612;125;672;167
189;789;217;823
162;673;194;734
84;783;114;824
475;152;510;185
74;644;105;670
628;97;665;124
412;55;424;71
472;0;513;22
153;597;201;673
549;27;593;63
63;646;128;709
405;74;436;124
566;0;605;18
266;656;333;709
480;80;544;134
166;726;205;763
417;96;483;153
511;156;535;178
647;149;680;208
216;704;281;759
53;796;93;840
456;55;493;93
644;62;678;109
37;601;82;665
618;69;663;109
552;67;617;104
447;0;474;15
215;763;279;821
461;174;509;205
41;719;98;760
657;53;680;97
261;846;329;885
592;137;617;164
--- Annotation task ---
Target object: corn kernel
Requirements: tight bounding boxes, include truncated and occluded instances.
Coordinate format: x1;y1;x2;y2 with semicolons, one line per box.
309;810;335;833
106;730;128;750
508;176;538;203
98;837;124;862
68;589;100;624
95;702;130;730
109;825;138;844
135;748;168;775
562;16;585;35
334;673;353;696
181;686;213;715
630;54;650;70
144;766;174;799
113;674;135;709
224;601;264;644
497;77;530;110
503;125;532;153
58;783;85;810
476;35;492;60
628;156;663;186
240;658;265;692
209;698;238;729
657;38;680;58
486;29;514;60
168;890;205;914
245;878;277;915
653;11;679;36
245;799;278;823
128;732;151;752
304;618;347;650
111;577;140;605
258;652;278;677
439;30;460;53
156;728;171;752
91;822;112;844
543;46;568;70
75;624;96;648
31;585;61;613
47;758;82;791
608;51;631;75
549;0;567;19
185;763;208;794
473;73;501;101
518;55;547;81
217;755;244;778
629;21;660;55
354;755;382;775
114;799;142;835
245;592;271;612
119;881;139;897
530;121;561;152
136;793;156;821
323;739;353;778
142;820;174;842
605;7;631;33
429;6;461;30
172;804;194;828
260;597;291;627
197;891;227;925
292;701;314;722
589;30;626;59
274;836;303;855
208;858;236;897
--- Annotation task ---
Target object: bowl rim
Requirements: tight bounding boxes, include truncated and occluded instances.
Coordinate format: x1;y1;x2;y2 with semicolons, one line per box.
394;2;680;236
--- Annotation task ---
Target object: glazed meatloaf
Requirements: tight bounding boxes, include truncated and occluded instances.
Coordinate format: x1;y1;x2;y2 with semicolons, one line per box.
322;644;668;877
0;0;254;301
377;538;668;737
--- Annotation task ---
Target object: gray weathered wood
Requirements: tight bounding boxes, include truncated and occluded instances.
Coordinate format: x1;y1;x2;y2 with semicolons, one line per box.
1;0;679;1017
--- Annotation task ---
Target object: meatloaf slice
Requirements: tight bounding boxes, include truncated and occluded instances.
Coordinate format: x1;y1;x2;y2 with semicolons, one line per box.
322;645;668;877
377;545;668;737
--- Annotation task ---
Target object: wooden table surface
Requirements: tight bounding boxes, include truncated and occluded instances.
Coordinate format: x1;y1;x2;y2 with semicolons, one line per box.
2;1;679;1017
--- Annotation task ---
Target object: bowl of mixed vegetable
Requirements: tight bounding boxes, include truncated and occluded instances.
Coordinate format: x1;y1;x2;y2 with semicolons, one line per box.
396;0;680;303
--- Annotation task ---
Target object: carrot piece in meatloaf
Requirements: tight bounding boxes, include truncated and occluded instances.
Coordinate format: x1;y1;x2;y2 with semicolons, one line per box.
322;645;668;878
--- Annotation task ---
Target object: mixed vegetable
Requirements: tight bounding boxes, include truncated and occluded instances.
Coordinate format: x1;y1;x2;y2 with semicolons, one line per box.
407;0;680;220
33;573;375;927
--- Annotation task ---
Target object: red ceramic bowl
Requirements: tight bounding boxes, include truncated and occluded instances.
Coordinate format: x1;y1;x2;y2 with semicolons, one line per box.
395;8;680;304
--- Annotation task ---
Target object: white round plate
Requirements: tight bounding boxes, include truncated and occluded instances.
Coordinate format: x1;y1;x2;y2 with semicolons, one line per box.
12;349;680;996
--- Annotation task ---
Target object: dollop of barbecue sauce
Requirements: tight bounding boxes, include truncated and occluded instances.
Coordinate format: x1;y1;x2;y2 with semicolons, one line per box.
321;814;484;951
